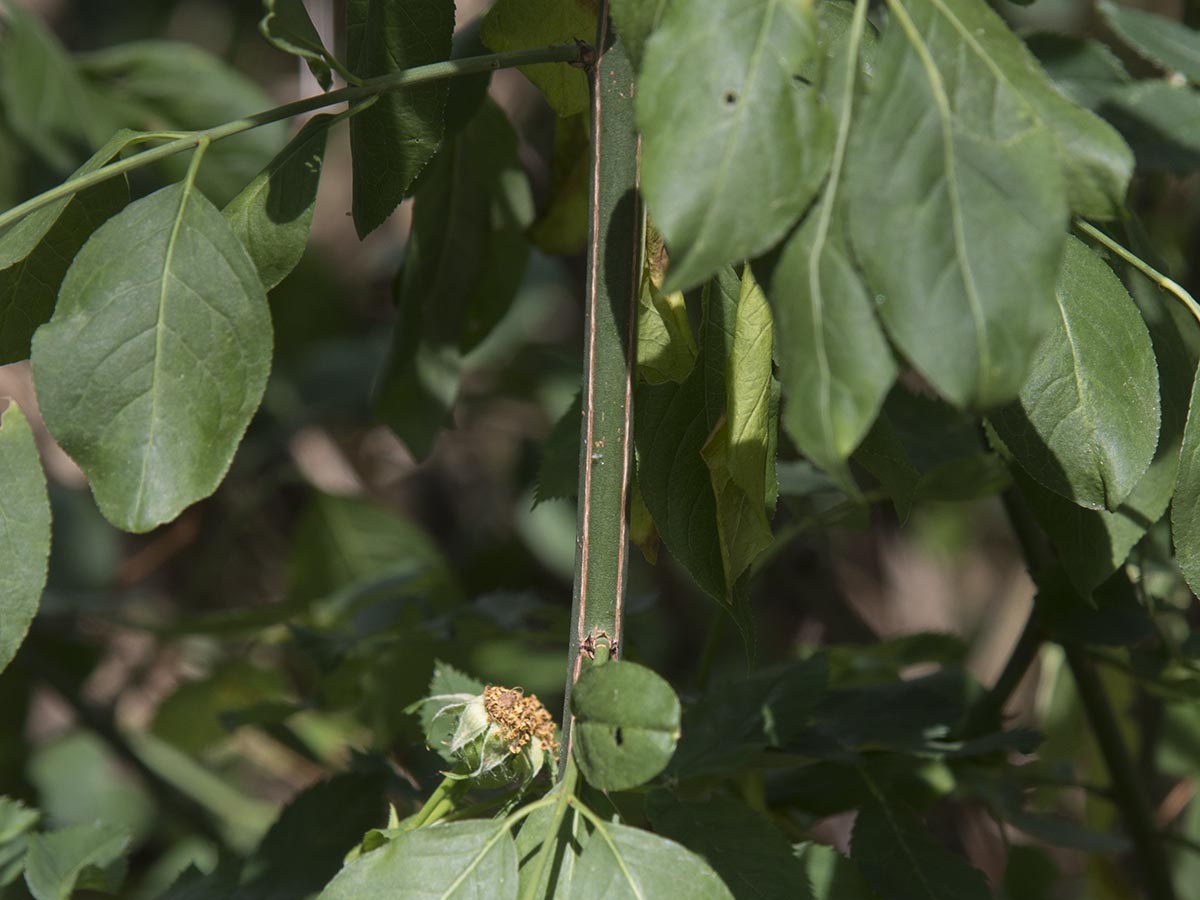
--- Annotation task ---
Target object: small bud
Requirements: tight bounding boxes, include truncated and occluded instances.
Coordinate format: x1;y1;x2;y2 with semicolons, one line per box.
420;685;559;788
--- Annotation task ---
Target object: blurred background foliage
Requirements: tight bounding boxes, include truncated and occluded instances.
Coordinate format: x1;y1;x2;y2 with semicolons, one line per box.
1;0;1200;898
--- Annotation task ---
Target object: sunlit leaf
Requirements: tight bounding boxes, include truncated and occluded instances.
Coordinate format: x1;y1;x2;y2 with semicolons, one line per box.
31;181;272;532
481;0;594;116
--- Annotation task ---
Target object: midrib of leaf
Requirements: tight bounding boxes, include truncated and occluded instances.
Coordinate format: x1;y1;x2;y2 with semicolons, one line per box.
884;0;990;394
571;799;646;900
1049;288;1101;492
860;769;942;900
686;0;781;268
131;142;209;524
807;0;869;451
438;822;512;899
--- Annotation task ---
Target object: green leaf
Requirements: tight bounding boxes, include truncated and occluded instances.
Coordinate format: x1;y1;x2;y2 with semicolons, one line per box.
855;388;1009;520
637;279;697;386
1100;80;1200;173
571;819;733;899
1099;0;1200;83
31;181;273;533
421;660;487;763
260;0;336;91
638;0;834;291
846;0;1070;409
225;114;333;291
23;823;129;900
317;820;518;899
234;772;387;900
701;420;774;590
667;656;828;778
797;844;878;900
725;269;774;507
480;0;594;116
373;97;532;458
571;660;681;791
647;793;815;900
1026;34;1131;110
991;237;1160;511
0;4;108;171
535;392;582;504
610;0;669;71
79;42;287;205
0;164;129;365
0;798;39;845
347;0;454;237
528;114;590;255
515;799;588;899
758;5;895;483
0;401;50;676
851;795;989;900
1172;367;1200;597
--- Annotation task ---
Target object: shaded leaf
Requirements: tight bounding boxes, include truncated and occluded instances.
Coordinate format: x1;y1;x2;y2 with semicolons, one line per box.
1100;80;1200;173
79;42;286;205
0;139;131;364
1172;366;1200;596
225;114;334;291
797;843;878;900
260;0;335;90
610;0;669;71
647;793;814;900
233;772;387;900
347;0;454;237
421;660;487;763
991;237;1160;511
0;5;108;171
528;113;590;255
639;0;834;291
317;820;518;899
851;794;989;900
373;98;531;458
571;660;681;791
23;823;129;900
0;402;50;675
847;0;1070;408
31;181;272;533
480;0;594;116
1027;33;1131;110
535;393;582;504
1099;0;1200;83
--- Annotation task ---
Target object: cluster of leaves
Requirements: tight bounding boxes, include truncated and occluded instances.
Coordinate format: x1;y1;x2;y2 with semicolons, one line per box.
4;0;1200;896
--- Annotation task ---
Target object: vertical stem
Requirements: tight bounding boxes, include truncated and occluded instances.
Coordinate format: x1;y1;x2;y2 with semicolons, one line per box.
1066;646;1177;900
561;3;643;762
997;490;1176;899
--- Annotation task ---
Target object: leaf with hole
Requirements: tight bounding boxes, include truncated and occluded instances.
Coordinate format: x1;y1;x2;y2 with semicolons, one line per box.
638;0;834;291
0;402;50;676
31;181;273;533
570;660;681;791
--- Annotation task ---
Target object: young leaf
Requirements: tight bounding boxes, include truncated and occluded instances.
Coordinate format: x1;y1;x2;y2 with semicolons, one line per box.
480;0;594;116
0;4;109;172
570;820;733;900
373;98;532;459
758;6;895;483
1099;0;1200;83
23;823;129;900
529;114;590;256
0;402;51;676
990;237;1160;511
78;42;287;205
317;820;519;899
638;0;834;291
0;158;128;365
260;0;336;91
31;181;273;533
847;0;1071;409
637;277;697;385
701;419;774;590
647;793;815;900
851;795;990;900
571;660;681;791
224;114;334;292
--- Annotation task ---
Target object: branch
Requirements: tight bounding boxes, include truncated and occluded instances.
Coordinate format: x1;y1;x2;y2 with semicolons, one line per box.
0;43;585;232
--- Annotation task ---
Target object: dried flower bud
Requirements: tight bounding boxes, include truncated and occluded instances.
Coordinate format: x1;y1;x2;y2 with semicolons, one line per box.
420;685;559;788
